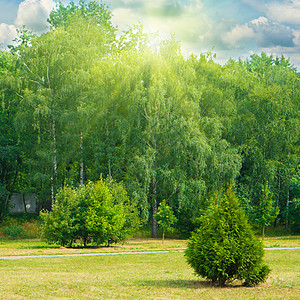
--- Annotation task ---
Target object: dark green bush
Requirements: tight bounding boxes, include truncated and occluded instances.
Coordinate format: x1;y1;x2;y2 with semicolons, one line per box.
2;224;26;239
289;198;300;234
0;214;41;239
185;187;270;287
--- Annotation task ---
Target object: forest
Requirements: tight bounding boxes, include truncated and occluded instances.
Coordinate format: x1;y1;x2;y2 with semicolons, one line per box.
0;1;299;239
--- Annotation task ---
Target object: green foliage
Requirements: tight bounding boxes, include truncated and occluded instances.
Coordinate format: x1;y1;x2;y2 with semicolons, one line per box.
1;0;298;238
85;179;125;246
289;171;300;233
185;187;270;286
7;26;36;54
40;186;78;246
0;51;21;221
255;182;279;237
289;198;300;234
0;215;41;239
156;200;177;242
48;0;114;32
2;224;26;239
40;178;140;247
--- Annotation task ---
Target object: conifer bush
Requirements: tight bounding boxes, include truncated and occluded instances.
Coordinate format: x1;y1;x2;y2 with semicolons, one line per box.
185;187;270;286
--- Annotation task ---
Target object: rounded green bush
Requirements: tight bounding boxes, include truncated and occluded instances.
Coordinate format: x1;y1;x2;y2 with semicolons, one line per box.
40;178;140;247
185;187;270;286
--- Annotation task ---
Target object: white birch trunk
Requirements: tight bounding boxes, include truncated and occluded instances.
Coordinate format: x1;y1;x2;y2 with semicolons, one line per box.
51;119;57;208
80;131;84;188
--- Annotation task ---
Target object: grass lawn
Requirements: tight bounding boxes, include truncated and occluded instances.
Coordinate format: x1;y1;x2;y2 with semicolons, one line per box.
261;236;300;248
0;238;186;257
0;236;299;257
0;238;299;299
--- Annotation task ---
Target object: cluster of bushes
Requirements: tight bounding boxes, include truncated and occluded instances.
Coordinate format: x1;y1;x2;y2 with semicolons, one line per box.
40;178;140;247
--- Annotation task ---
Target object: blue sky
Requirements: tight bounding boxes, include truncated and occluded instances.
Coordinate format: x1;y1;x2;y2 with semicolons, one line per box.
0;0;299;69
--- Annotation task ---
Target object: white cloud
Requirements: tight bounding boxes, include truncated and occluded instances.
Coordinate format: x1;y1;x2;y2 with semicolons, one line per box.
293;29;300;45
14;0;55;32
223;16;295;49
0;23;17;46
0;0;55;47
243;0;300;26
265;0;300;26
222;23;256;48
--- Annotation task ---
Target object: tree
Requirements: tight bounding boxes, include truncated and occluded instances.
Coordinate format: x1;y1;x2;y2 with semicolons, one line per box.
85;178;140;246
233;53;299;227
185;187;270;287
48;0;115;34
83;38;243;238
0;51;22;221
156;200;177;243
11;3;117;205
255;182;279;238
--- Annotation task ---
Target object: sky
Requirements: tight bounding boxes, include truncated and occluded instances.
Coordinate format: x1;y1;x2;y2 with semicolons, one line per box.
0;0;299;69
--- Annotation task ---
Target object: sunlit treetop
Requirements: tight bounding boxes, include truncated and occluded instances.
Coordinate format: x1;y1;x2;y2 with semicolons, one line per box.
48;0;115;32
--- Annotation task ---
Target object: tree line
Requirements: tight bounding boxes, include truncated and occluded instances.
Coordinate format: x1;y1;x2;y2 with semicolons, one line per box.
0;1;299;237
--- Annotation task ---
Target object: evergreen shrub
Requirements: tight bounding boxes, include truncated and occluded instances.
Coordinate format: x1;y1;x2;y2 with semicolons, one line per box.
185;187;270;286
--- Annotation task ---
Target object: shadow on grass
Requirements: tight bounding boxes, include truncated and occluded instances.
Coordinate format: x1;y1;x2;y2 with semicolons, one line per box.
139;279;244;289
19;244;122;250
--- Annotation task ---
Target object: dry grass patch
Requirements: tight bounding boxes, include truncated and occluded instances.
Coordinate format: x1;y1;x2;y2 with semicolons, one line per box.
262;236;300;248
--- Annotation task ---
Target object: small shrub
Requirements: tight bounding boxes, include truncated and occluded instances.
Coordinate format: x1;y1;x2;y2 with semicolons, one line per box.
0;215;41;239
2;224;26;239
185;186;270;287
156;200;177;243
40;178;140;247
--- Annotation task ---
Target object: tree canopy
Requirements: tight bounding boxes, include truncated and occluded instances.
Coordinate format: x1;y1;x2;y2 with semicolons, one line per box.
1;0;299;238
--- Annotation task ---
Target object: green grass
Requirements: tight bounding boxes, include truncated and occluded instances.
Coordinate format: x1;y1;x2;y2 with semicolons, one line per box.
262;236;300;248
0;250;299;299
0;236;299;257
0;238;299;299
0;238;186;257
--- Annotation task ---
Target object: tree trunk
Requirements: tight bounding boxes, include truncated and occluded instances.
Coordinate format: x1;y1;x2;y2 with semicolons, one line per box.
152;178;158;238
80;103;84;188
274;174;281;227
23;194;27;213
108;158;112;180
80;131;84;188
285;189;290;230
51;119;57;208
262;226;265;239
162;231;164;244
